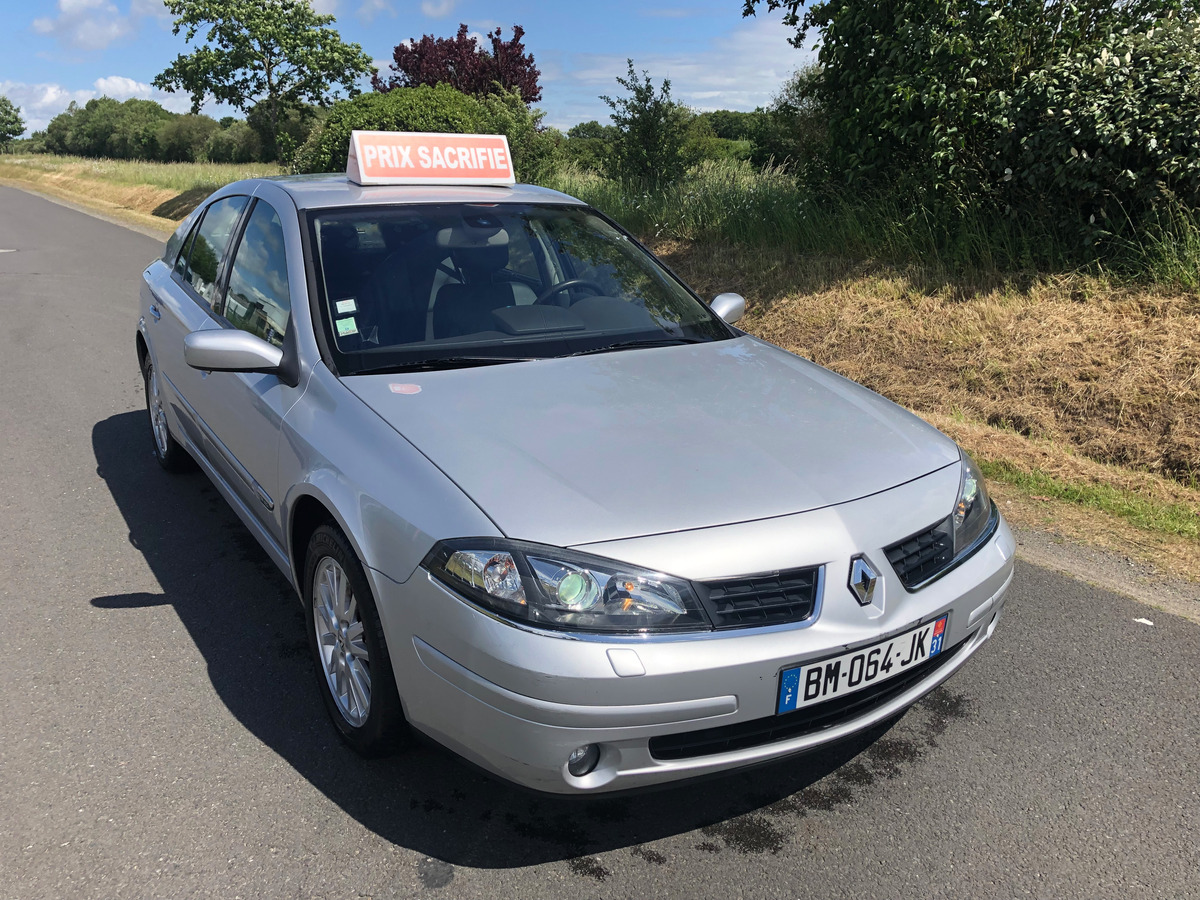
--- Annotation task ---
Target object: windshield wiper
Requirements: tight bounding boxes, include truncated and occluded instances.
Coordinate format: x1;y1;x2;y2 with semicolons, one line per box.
354;355;537;374
565;337;709;358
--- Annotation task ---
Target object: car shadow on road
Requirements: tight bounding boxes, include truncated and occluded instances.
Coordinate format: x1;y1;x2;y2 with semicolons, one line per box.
92;410;927;870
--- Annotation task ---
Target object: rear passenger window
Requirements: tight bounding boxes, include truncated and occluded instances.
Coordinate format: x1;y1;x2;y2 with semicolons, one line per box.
222;200;291;347
178;196;248;306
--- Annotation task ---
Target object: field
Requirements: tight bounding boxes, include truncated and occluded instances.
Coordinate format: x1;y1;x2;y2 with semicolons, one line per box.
2;154;1196;581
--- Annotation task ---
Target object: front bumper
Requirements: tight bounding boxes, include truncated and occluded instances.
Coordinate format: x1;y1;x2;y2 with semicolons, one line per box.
376;471;1016;794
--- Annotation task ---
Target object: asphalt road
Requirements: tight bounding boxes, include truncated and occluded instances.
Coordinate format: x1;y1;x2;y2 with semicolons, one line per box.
1;184;1197;900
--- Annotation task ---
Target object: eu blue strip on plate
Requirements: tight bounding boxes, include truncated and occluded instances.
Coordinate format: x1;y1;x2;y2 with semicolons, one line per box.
778;667;801;714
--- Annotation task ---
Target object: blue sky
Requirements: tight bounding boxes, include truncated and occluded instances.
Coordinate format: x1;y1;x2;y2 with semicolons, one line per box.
0;0;815;136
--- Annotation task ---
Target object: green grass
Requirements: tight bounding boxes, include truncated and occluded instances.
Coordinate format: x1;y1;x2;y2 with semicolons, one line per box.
1;154;281;193
980;459;1200;540
541;160;1200;285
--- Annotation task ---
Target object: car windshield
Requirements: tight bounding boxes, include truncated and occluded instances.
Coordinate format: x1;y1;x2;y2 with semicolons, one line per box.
308;203;733;374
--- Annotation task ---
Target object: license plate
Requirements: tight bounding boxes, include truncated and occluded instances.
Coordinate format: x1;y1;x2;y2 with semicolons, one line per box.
776;614;949;714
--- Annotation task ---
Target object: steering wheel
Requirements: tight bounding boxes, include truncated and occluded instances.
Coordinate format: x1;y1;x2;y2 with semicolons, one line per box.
533;279;605;306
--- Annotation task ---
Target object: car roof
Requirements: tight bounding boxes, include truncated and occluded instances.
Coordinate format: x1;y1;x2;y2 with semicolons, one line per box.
237;173;587;211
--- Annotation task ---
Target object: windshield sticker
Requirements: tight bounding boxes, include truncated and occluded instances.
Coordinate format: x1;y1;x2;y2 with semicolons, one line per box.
335;316;359;337
389;383;422;395
335;298;357;315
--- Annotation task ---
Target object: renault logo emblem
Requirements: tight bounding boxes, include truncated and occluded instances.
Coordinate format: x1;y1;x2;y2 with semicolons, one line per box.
849;556;879;607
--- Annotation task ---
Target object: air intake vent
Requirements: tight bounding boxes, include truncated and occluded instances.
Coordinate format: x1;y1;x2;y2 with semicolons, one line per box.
697;566;821;630
885;518;954;589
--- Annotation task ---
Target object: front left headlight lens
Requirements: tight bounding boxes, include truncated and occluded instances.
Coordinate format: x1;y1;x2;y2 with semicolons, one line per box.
423;539;712;633
951;450;994;554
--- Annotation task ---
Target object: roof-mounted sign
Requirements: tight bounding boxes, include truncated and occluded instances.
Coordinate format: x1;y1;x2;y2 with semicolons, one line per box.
346;130;516;186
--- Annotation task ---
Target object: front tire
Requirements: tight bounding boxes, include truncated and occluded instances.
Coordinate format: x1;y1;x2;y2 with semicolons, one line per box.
141;353;190;472
304;524;407;756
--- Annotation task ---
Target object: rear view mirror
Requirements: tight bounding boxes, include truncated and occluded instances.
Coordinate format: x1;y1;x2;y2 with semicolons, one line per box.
184;329;283;373
711;292;746;325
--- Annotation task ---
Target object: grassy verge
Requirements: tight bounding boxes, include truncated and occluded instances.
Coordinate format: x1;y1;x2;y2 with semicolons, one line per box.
543;161;1200;287
0;155;279;233
980;460;1198;539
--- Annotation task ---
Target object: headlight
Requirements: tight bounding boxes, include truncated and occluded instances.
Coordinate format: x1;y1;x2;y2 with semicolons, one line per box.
952;449;993;554
423;539;712;633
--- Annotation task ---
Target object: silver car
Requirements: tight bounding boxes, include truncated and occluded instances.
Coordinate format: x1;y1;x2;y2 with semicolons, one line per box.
136;175;1015;794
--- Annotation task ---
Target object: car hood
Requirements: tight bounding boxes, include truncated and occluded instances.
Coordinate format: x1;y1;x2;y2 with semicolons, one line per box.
344;337;960;547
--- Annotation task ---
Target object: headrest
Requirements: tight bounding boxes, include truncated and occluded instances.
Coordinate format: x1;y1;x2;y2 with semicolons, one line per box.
435;220;509;252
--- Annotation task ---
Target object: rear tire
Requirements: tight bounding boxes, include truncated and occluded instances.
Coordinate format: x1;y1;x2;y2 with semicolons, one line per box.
304;524;408;756
141;353;190;472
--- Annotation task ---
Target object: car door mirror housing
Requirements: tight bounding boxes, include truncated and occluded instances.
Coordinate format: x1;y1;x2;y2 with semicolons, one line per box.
711;292;746;325
184;329;284;374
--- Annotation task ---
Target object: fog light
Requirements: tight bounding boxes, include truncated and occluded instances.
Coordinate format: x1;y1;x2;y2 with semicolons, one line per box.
567;743;601;777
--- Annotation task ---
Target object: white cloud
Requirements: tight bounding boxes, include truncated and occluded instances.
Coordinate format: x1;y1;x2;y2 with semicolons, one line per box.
541;13;815;129
358;0;394;22
32;0;135;51
93;75;152;100
0;81;95;134
0;76;216;135
309;0;339;13
420;0;458;18
130;0;172;23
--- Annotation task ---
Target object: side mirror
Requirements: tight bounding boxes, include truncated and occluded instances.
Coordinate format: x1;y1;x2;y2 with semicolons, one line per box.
184;329;284;373
711;292;746;326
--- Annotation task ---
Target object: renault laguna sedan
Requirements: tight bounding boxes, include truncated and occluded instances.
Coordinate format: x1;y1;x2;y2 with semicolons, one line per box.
135;133;1014;794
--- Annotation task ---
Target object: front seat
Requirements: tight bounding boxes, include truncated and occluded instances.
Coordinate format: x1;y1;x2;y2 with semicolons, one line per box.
430;224;517;339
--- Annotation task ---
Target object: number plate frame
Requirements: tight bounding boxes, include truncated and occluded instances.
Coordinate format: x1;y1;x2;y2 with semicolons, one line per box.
776;614;950;715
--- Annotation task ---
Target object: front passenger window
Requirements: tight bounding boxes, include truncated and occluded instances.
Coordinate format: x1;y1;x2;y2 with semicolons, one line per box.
179;196;248;307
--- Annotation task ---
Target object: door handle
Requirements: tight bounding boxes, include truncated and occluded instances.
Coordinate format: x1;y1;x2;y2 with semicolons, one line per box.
149;304;162;321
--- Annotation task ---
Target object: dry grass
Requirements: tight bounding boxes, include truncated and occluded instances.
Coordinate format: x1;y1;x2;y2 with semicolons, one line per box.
658;240;1200;484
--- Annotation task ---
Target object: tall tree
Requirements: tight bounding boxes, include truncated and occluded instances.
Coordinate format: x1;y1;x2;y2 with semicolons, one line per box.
373;23;542;104
154;0;372;161
601;60;690;181
0;95;24;151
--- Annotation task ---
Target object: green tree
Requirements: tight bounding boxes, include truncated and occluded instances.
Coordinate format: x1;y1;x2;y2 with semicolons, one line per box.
106;99;175;159
206;119;262;162
153;0;373;161
158;113;221;162
0;95;24;151
601;60;691;181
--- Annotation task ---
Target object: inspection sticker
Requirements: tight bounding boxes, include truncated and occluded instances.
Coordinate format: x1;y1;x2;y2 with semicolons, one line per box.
335;316;359;337
335;298;358;315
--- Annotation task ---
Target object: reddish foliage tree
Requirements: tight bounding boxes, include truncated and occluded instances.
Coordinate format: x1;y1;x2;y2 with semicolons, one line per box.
372;24;542;104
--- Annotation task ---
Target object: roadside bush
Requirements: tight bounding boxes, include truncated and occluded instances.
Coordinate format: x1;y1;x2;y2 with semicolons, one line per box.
996;17;1200;241
293;84;486;173
475;88;563;184
563;120;616;173
292;83;556;182
601;60;690;182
